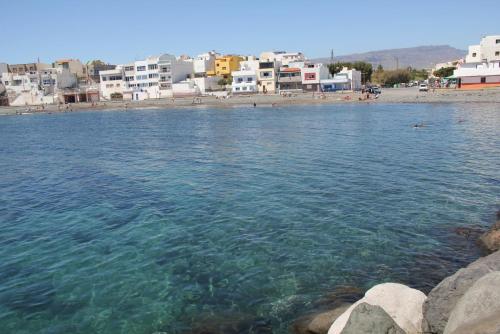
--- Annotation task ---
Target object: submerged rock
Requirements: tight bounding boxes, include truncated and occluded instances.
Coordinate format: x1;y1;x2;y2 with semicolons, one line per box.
422;250;500;334
453;226;483;240
328;283;426;334
478;212;500;253
292;303;351;334
340;303;405;334
0;281;56;313
444;271;500;334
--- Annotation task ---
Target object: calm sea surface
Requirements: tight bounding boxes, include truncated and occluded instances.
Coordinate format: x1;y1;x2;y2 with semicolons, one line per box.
0;103;499;333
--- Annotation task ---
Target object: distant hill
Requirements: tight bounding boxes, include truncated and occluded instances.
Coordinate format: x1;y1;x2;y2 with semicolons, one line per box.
312;45;466;70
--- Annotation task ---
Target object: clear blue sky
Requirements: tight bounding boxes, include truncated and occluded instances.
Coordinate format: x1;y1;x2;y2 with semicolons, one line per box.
2;0;499;64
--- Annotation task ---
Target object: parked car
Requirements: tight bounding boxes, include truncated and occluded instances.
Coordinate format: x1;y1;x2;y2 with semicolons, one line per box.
419;84;428;92
367;86;381;94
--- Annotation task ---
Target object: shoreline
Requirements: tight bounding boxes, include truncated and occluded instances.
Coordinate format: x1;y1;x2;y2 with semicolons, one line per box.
1;87;500;116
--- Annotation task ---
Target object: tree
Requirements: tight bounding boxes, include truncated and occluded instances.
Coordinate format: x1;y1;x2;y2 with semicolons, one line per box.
376;64;384;72
433;66;456;78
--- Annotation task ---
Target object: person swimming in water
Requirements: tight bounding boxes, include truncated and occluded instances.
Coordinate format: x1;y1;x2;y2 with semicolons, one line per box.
413;122;425;128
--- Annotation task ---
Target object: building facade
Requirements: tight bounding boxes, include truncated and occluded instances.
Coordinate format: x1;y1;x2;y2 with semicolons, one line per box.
100;54;193;100
320;67;362;91
194;51;219;77
455;35;500;89
300;62;330;92
277;67;302;92
215;55;243;79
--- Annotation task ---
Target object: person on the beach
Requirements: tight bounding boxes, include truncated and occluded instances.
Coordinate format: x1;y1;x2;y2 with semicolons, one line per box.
253;102;256;107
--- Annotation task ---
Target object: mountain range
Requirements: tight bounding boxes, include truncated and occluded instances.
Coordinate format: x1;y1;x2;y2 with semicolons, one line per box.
312;45;466;70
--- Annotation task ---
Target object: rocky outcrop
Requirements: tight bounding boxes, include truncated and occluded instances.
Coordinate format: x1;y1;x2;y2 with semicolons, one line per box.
328;283;426;334
292;304;351;334
340;303;405;334
444;271;500;334
478;211;500;253
422;250;500;334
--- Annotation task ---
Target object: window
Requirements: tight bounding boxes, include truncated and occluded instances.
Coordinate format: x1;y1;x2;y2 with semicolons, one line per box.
4;81;8;85
496;39;500;44
102;77;107;81
496;51;500;56
148;64;158;70
235;87;240;91
472;52;477;57
125;76;134;82
30;78;37;83
237;78;243;83
247;77;253;82
242;86;247;91
124;66;134;71
148;73;158;79
305;73;316;80
136;75;147;80
481;77;486;83
136;66;146;71
262;71;272;78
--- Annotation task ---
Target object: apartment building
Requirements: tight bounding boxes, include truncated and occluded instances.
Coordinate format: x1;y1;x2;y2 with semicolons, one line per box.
455;35;500;89
100;54;193;100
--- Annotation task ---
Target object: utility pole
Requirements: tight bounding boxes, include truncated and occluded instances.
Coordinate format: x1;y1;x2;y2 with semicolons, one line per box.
395;56;399;70
330;49;334;64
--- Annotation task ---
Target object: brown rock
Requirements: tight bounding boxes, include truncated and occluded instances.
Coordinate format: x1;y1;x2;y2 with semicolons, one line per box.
292;303;351;334
478;220;500;253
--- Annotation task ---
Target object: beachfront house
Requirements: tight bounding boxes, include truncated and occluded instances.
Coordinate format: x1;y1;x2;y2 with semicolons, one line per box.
231;58;258;94
99;67;124;100
454;35;500;89
257;52;284;94
215;55;244;79
277;66;303;93
194;51;219;77
320;67;362;92
300;62;330;92
100;54;193;101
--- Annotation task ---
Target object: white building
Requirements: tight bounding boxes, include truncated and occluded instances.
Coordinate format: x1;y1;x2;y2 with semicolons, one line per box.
193;51;219;77
231;58;258;94
191;76;222;94
99;67;125;99
465;35;500;63
455;35;500;89
100;54;193;100
320;67;362;92
299;62;330;92
1;67;59;105
259;51;305;66
0;63;8;77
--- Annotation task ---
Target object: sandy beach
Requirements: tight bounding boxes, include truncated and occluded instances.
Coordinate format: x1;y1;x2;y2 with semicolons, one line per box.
1;87;500;116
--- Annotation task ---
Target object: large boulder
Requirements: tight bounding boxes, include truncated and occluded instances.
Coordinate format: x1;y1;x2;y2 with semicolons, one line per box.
444;271;500;334
340;302;406;334
422;250;500;334
292;304;351;334
328;283;426;334
478;213;500;252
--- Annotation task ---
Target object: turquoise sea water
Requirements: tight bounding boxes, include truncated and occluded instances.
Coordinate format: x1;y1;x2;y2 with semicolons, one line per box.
0;103;499;333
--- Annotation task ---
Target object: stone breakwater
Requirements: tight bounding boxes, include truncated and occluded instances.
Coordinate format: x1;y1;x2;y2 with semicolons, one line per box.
294;213;500;334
